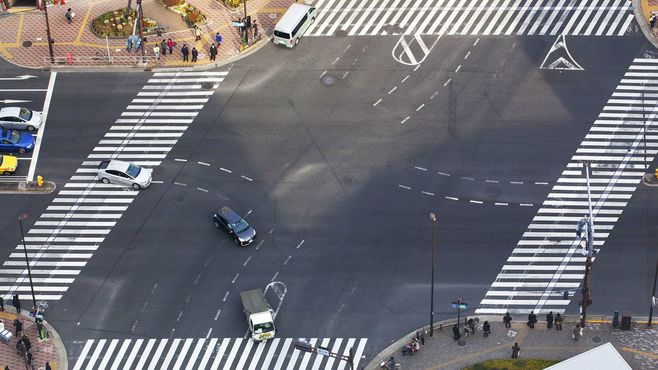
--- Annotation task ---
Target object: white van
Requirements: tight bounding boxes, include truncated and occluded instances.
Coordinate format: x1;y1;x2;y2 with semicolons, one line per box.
273;3;317;48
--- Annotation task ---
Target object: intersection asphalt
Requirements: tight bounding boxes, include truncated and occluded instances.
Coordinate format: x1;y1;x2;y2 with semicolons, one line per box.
0;32;656;366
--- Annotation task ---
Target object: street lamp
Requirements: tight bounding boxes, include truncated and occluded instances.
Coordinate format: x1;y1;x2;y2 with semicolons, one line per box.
42;0;55;62
429;212;437;336
576;163;594;328
649;257;658;327
18;213;38;313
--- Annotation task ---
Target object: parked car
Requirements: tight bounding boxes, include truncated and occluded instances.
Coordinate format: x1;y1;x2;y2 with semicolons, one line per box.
0;129;34;154
213;206;257;246
0;107;42;131
0;155;17;175
97;160;152;189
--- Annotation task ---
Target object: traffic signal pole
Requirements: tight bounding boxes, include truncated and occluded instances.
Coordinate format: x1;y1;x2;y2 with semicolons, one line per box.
580;163;594;328
649;257;658;327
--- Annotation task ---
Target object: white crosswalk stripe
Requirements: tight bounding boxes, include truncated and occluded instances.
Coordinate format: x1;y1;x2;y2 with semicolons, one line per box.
476;58;658;315
71;338;367;370
306;0;634;36
1;70;226;301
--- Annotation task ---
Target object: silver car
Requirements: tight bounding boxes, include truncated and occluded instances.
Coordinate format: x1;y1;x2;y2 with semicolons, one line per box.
0;107;42;131
97;160;152;189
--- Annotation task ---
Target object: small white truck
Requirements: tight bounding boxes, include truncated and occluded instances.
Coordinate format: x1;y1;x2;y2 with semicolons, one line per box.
240;289;276;341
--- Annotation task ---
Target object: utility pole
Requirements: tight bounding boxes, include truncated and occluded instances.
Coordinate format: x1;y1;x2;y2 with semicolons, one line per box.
429;212;437;336
136;0;146;62
649;257;658;327
18;214;37;313
42;0;55;62
578;162;594;328
243;0;248;45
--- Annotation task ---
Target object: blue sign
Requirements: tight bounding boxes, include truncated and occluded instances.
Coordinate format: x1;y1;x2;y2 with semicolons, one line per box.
232;21;245;27
452;302;468;309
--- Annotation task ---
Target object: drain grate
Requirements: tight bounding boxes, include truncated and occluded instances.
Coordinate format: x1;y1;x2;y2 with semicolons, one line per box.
320;74;338;87
22;41;32;48
201;82;214;90
592;336;602;343
335;30;348;38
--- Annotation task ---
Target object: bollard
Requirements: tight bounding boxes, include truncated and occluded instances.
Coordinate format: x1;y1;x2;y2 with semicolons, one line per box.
66;53;73;64
37;176;43;187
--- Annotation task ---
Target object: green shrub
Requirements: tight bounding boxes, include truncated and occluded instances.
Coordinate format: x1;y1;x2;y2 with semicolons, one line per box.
462;358;560;370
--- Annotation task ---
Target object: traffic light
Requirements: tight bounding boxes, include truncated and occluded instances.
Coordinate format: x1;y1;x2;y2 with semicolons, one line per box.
655;168;658;179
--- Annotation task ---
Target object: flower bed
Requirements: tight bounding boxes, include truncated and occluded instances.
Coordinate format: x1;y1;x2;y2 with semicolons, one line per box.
167;2;207;26
220;0;251;10
91;8;158;38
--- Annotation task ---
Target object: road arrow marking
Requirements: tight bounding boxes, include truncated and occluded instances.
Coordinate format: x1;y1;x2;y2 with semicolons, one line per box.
0;99;32;104
540;35;584;71
0;75;38;81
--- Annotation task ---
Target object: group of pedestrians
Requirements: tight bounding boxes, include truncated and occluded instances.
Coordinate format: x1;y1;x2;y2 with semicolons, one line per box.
150;30;222;64
505;311;583;359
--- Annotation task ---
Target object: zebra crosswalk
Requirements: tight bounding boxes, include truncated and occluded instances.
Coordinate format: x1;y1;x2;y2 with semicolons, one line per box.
71;337;368;370
476;58;658;315
305;0;635;37
2;70;224;301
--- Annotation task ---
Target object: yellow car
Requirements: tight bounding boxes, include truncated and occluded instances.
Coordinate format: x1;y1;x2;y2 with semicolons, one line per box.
0;155;17;175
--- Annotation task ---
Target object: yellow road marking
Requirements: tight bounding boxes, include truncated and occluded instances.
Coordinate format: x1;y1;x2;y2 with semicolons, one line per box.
258;7;287;14
76;3;95;43
622;346;658;360
15;14;24;45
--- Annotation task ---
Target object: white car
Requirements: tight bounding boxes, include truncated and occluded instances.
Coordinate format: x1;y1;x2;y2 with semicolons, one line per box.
0;107;42;131
97;160;152;189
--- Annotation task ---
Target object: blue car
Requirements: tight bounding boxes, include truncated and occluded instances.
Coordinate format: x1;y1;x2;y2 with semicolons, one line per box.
0;129;34;154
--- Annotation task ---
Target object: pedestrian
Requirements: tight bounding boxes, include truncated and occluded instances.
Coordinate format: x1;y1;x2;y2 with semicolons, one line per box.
22;336;31;352
546;311;554;329
467;318;476;334
153;44;160;61
12;294;20;314
12;319;22;336
253;20;259;39
0;296;4;311
572;324;582;341
194;25;202;41
420;330;425;345
167;38;174;54
46;362;52;370
209;43;217;61
452;324;460;340
65;8;74;24
483;321;491;337
191;47;198;62
160;39;167;55
511;342;520;359
26;351;33;365
16;340;25;356
215;32;222;46
555;313;563;330
651;13;656;29
181;44;189;62
527;311;537;329
503;312;512;328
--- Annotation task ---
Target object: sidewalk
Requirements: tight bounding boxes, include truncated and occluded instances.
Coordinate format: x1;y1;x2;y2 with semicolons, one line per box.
366;315;658;370
0;307;67;370
637;0;658;49
0;0;297;70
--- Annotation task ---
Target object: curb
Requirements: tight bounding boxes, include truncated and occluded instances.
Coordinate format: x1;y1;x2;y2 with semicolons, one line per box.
643;173;658;186
363;314;653;370
633;0;658;50
0;181;56;194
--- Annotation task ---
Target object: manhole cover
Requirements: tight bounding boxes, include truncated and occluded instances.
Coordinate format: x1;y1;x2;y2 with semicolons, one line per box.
592;336;602;343
457;339;466;346
172;194;185;204
22;41;32;47
342;175;353;186
320;74;338;87
201;82;214;90
383;24;403;33
335;30;348;38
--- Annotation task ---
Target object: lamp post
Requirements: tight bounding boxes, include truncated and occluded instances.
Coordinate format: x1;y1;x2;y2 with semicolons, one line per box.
429;212;437;336
18;213;37;313
649;257;658;327
136;0;146;61
577;163;594;328
42;0;55;62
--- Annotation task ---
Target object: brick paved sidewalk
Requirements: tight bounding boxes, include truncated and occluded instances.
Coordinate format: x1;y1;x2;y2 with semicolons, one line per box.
0;0;296;69
0;308;66;370
366;315;658;370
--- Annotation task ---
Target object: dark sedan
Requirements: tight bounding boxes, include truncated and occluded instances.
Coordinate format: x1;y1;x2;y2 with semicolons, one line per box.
213;206;257;246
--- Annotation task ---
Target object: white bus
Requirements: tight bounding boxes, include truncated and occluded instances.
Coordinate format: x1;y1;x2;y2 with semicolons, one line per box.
273;3;317;48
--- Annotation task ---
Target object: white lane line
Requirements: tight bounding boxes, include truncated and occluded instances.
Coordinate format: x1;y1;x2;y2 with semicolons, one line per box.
342;71;349;79
320;70;327;78
198;161;210;166
437;172;450;176
401;75;410;83
455;65;462;73
510;181;524;184
414;65;421;71
520;203;534;207
461;177;475;181
495;202;509;206
241;175;253;182
388;86;398;94
535;181;549;185
214;309;221;320
421;191;435;196
296;240;305;249
446;196;459;201
243;256;251;266
414;166;427;171
430;91;439;99
444;78;452;86
416;104;425;111
470;200;483;204
401;116;410;124
232;273;239;283
464;51;471;60
174;182;187;186
486;179;499;183
245;209;252;216
283;256;292;265
222;291;229;302
474;38;480;46
27;72;57;182
331;57;340;65
373;98;382;106
271;272;279;282
398;184;411;190
196;187;208;192
219;167;232;173
151;180;164;184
